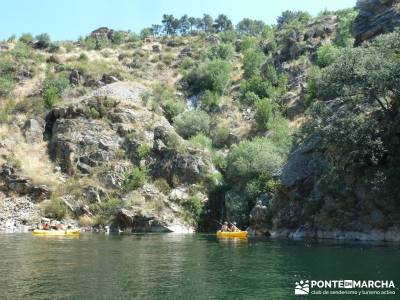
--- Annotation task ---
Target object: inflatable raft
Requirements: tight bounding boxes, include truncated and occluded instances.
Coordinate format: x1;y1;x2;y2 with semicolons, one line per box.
32;229;80;236
216;230;248;238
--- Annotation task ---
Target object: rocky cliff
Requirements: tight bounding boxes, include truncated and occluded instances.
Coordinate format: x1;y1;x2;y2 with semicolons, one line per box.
352;0;400;45
1;6;400;241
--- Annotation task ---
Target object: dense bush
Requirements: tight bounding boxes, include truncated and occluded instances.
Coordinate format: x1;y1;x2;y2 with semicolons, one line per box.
42;75;69;109
111;31;126;44
42;197;68;219
240;74;275;101
226;137;287;184
163;99;185;122
43;86;60;109
183;59;231;95
189;133;212;148
137;144;151;160
11;42;34;60
35;33;51;49
242;48;264;79
207;43;234;60
239;36;259;52
19;33;33;44
199;90;220;111
314;34;400;111
254;98;280;130
334;8;357;47
173;109;210;138
123;167;150;191
212;124;230;148
183;196;204;223
316;43;340;68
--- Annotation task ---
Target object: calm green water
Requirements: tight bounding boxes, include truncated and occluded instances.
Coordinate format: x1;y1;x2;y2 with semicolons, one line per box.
0;234;399;300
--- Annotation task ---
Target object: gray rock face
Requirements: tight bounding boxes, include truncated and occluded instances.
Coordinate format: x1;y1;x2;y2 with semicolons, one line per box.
352;0;400;45
113;184;194;233
99;162;130;189
49;117;120;174
90;27;114;40
84;186;105;203
0;164;51;201
151;126;213;184
0;192;41;232
46;99;122;175
280;136;324;189
23;118;45;144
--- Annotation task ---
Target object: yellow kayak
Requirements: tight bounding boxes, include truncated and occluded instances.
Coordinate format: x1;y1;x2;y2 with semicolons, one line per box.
216;230;248;238
32;229;80;236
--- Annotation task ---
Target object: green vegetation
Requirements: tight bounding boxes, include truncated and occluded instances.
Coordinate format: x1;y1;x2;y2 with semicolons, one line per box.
42;74;69;109
173;109;210;138
254;98;280;130
242;49;264;79
137;144;151;160
301;30;400;204
163;99;185;122
207;43;234;60
183;196;204;224
189;133;212;149
2;4;399;232
316;43;340;68
42;197;68;219
199;90;220;111
123;167;150;191
183;59;231;95
226;137;288;184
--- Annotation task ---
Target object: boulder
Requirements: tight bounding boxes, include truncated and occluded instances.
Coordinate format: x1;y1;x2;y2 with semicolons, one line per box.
152;44;161;53
234;39;241;52
168;187;189;203
84;186;105;203
178;46;192;59
90;27;114;40
206;34;220;45
101;74;119;85
69;69;85;86
23;118;45;144
0;42;10;51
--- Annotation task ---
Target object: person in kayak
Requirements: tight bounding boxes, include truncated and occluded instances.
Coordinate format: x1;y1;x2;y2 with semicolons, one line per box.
230;222;240;232
220;221;230;232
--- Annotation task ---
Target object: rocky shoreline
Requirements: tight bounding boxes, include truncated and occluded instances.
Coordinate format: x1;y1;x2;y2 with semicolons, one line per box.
264;227;400;242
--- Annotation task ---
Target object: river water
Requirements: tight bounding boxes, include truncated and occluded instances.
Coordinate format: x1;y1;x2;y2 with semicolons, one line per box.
0;233;399;299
